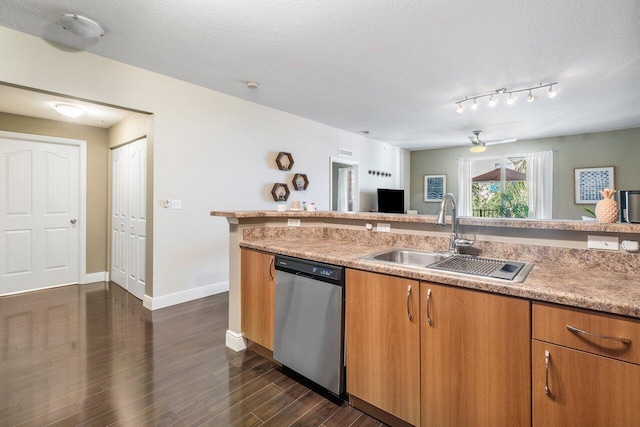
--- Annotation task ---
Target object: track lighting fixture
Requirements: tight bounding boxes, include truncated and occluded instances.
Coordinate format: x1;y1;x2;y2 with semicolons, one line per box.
454;81;557;112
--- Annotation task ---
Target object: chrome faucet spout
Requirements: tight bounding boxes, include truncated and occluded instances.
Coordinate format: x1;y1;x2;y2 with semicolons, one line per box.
436;193;459;253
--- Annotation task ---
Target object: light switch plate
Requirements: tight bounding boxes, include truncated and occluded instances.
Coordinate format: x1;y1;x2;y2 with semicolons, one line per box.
377;223;391;233
170;199;182;209
288;218;301;227
587;235;619;251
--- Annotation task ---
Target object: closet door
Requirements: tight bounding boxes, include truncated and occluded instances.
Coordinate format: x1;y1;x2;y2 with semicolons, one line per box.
111;138;146;299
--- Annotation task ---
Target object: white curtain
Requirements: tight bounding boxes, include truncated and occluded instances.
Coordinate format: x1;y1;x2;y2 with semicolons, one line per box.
337;168;350;212
457;158;473;216
526;150;554;219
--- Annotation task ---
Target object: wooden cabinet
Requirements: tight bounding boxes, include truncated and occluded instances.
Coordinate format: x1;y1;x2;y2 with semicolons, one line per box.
346;269;421;426
240;248;275;350
421;282;531;427
532;303;640;426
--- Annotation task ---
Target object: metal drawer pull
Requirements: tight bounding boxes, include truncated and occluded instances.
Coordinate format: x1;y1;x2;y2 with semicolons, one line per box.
406;285;413;321
426;288;433;326
566;325;632;345
544;350;551;396
268;257;275;280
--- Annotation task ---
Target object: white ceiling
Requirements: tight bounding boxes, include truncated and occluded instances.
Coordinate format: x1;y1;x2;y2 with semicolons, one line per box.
0;0;639;149
0;84;135;128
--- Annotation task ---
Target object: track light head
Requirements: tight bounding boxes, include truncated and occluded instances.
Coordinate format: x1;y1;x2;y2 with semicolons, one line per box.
527;90;535;102
507;93;516;105
471;99;478;110
456;103;464;114
488;95;497;107
547;85;557;98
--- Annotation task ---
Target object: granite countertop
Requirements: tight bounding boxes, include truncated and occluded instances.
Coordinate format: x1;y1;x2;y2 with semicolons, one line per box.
211;210;640;233
240;237;640;319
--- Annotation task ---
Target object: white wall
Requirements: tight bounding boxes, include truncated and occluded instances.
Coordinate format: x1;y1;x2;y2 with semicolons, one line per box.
0;27;409;303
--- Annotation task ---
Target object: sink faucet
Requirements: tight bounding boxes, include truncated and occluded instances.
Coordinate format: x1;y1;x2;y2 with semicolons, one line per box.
436;193;475;253
436;193;459;253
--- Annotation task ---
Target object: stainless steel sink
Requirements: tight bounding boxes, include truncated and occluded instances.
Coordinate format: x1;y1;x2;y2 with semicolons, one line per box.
361;248;533;282
360;248;451;268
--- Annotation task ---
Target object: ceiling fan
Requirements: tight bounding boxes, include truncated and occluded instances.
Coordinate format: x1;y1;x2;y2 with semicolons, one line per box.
468;130;517;152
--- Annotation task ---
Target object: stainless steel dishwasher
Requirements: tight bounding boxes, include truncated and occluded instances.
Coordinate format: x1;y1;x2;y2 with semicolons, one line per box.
273;254;345;397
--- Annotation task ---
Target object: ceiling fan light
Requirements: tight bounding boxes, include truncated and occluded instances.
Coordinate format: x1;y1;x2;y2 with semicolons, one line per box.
548;86;557;98
470;145;486;153
53;103;85;118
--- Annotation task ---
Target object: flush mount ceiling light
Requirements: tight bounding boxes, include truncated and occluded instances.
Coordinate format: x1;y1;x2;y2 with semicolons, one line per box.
246;81;259;89
59;14;104;38
53;103;85;118
455;81;557;113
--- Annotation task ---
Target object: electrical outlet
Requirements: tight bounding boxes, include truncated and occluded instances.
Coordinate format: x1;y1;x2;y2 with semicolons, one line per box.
587;235;619;251
288;218;301;227
376;223;391;233
170;199;182;210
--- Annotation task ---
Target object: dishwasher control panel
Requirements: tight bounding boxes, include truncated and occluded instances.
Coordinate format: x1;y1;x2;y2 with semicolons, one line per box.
275;255;344;284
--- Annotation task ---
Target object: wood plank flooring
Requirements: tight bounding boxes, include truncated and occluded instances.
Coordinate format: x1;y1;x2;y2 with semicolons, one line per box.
0;283;385;426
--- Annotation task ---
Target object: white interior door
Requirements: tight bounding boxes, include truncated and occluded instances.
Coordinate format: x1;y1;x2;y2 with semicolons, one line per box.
0;136;80;295
111;138;146;300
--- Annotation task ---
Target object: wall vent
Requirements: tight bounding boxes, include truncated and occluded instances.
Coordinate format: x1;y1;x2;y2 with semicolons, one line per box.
338;147;353;157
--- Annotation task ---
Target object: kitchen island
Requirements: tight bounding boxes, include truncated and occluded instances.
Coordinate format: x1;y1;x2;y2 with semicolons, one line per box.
212;210;640;427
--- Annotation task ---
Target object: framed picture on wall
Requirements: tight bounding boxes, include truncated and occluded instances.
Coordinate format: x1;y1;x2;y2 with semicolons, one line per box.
424;174;446;202
574;166;614;204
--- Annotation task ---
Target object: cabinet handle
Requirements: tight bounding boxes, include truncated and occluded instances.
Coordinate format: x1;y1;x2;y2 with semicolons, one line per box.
566;325;631;345
268;257;275;280
544;350;551;396
406;285;413;321
426;288;433;326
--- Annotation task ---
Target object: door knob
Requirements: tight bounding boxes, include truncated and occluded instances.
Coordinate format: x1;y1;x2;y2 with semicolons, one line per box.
70;219;77;224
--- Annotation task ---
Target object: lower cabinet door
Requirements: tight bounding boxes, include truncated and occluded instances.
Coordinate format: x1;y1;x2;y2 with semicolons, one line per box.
346;269;420;426
533;341;640;427
421;283;531;427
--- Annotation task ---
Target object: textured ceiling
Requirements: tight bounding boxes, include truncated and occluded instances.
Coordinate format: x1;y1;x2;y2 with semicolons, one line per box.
0;0;639;149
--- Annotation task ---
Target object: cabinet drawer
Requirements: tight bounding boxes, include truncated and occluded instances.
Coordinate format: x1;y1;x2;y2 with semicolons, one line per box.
533;303;640;365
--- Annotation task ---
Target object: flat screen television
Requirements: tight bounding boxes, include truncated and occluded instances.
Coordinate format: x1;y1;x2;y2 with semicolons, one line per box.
377;188;405;214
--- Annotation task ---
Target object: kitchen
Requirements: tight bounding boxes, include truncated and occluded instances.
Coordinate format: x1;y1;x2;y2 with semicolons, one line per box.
2;1;640;426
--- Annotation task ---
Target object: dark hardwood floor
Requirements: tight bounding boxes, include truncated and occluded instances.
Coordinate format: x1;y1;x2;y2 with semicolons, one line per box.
0;283;384;426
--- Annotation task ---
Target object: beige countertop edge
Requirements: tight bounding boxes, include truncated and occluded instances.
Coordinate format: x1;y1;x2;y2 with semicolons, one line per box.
211;210;640;233
239;239;640;320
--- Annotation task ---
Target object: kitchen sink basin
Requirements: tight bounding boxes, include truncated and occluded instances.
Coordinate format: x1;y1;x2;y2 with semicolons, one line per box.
360;248;451;268
360;248;533;282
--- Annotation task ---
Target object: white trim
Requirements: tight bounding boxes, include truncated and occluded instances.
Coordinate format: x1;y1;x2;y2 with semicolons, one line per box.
0;131;88;286
82;271;108;284
142;281;229;310
0;281;78;297
225;330;247;352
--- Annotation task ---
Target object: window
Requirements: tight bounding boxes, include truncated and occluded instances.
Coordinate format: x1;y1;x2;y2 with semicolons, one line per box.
471;156;529;218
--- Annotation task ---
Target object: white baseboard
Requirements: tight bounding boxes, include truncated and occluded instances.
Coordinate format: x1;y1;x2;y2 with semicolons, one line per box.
81;271;108;284
143;280;229;310
226;329;247;352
